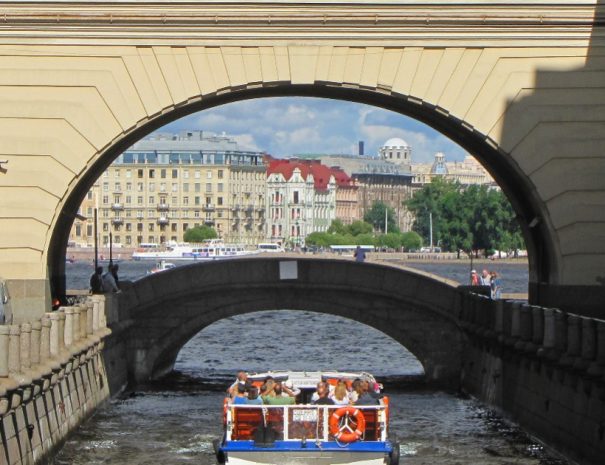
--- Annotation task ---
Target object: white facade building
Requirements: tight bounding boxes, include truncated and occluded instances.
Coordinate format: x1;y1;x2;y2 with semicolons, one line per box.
266;159;336;246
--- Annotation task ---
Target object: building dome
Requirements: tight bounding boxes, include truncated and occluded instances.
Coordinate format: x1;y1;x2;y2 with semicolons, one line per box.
382;137;409;149
379;137;412;166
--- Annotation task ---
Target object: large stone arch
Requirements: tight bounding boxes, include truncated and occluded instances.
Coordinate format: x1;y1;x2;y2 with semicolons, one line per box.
115;257;465;386
0;2;603;318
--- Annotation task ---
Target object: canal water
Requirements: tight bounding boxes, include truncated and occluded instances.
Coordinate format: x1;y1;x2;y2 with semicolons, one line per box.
51;259;570;465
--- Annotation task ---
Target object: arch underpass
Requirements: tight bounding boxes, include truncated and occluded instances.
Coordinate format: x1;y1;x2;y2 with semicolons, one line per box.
0;1;604;320
114;257;465;386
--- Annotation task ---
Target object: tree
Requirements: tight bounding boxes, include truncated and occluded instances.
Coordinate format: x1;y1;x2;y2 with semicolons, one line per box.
406;177;524;256
327;219;347;235
347;220;373;236
363;202;399;233
183;225;217;242
400;231;422;251
377;233;402;249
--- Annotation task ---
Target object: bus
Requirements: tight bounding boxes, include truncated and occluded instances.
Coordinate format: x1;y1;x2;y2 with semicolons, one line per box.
257;243;285;253
329;245;375;254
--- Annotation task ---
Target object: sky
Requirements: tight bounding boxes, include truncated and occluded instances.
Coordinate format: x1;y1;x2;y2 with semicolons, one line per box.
160;97;469;163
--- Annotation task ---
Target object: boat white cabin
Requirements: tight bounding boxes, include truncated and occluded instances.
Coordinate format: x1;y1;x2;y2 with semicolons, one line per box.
132;239;256;261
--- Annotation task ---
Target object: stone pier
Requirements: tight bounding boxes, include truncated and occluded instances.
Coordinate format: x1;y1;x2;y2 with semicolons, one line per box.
0;296;111;465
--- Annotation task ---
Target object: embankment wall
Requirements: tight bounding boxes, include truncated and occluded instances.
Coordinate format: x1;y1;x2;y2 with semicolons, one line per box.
460;294;605;465
0;296;112;465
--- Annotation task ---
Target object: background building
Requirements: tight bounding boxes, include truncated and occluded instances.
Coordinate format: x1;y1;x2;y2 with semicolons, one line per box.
412;152;495;187
69;131;266;247
266;158;337;246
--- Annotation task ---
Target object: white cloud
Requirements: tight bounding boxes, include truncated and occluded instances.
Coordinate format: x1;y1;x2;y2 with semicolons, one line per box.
160;97;469;162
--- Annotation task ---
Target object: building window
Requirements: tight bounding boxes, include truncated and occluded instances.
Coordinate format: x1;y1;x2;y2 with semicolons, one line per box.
194;196;200;206
183;183;189;192
172;169;178;179
218;197;223;206
149;169;155;179
183;196;189;205
207;171;212;179
184;170;189;179
103;182;109;192
194;170;200;179
126;236;132;245
218;170;224;179
126;169;132;178
137;169;144;179
148;223;154;232
172;183;178;192
218;183;224;193
149;196;155;204
206;183;212;193
102;195;109;204
161;169;166;179
87;191;93;200
195;183;201;193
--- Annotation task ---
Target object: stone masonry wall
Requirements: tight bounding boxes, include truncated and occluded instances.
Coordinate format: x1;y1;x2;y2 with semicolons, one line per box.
0;296;112;465
459;293;605;465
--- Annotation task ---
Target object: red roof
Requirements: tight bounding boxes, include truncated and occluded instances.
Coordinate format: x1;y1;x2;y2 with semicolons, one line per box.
267;158;345;191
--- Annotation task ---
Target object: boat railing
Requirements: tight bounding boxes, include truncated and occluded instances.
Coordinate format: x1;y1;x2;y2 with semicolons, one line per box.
225;403;388;443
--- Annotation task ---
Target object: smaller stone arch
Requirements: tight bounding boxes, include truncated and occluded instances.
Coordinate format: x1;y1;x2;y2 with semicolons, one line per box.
115;257;466;387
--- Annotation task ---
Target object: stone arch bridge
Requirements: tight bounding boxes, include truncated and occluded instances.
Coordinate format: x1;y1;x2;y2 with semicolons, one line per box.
0;1;603;321
112;257;465;386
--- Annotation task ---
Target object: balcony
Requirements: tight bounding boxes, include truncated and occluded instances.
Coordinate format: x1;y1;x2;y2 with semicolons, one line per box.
157;217;169;225
111;218;124;226
111;203;124;211
203;204;215;211
157;203;169;212
204;220;215;226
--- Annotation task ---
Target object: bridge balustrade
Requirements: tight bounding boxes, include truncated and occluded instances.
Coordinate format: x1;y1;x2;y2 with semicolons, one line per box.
0;295;111;411
459;292;605;380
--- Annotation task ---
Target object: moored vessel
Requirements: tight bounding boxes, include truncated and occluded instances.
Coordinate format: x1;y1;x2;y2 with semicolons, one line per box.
215;370;400;465
132;239;256;261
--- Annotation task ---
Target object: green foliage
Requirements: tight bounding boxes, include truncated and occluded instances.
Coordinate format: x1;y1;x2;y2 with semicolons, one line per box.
327;219;347;235
363;202;400;234
377;233;402;249
355;233;376;246
405;178;524;255
183;225;217;242
347;220;373;236
400;231;422;251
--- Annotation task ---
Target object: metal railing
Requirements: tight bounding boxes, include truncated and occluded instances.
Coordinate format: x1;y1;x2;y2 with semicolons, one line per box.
225;403;387;443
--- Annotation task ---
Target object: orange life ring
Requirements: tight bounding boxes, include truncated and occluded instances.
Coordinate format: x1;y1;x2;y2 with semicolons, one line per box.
329;406;366;443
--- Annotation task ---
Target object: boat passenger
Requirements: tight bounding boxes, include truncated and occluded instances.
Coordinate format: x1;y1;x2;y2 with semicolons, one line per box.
331;381;350;406
313;383;335;405
261;378;276;397
354;380;380;405
228;371;249;396
263;393;295;405
311;381;334;403
276;380;300;398
233;383;248;405
245;387;263;405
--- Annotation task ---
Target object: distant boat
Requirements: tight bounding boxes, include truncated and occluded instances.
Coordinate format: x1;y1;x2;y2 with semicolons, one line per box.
132;239;257;261
148;260;176;274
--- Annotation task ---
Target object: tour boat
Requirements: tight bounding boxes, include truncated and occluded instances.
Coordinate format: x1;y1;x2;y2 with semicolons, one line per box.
214;370;400;465
132;239;257;261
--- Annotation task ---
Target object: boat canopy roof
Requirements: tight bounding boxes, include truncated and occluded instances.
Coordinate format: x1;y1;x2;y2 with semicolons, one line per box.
245;370;378;389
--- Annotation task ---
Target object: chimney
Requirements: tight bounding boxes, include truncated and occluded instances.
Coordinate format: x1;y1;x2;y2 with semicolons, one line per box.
358;141;364;156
